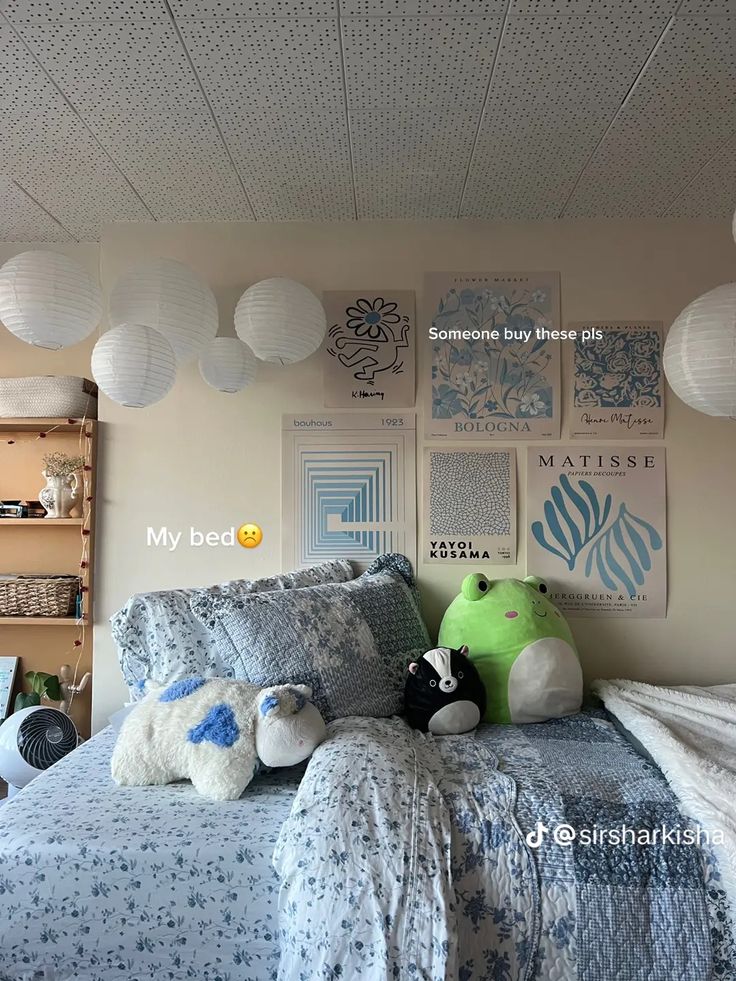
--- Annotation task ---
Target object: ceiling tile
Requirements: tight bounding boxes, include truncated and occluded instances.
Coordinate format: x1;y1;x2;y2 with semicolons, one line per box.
16;19;254;221
179;17;345;114
340;1;505;14
341;16;503;112
1;0;167;21
0;177;73;241
676;1;735;14
170;0;335;17
564;16;736;217
664;135;736;219
460;14;668;219
349;108;475;217
178;19;353;219
0;20;151;238
509;0;678;14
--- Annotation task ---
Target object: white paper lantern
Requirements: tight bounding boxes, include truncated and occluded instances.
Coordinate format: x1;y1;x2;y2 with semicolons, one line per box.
109;258;218;364
0;250;102;350
234;277;326;365
91;324;176;408
664;282;736;418
199;337;257;393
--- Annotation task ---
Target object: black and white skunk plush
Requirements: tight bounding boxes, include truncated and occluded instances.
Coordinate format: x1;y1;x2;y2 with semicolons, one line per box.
405;646;487;735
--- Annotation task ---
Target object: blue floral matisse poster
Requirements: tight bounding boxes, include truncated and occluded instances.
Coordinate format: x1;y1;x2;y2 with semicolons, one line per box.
569;321;664;438
526;447;666;618
425;272;561;439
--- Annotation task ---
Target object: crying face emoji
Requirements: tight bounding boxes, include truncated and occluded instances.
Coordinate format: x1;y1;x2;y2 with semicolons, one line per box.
237;523;263;549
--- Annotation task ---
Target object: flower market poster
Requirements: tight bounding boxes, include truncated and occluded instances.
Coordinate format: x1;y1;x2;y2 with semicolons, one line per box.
569;321;665;439
526;447;667;618
425;272;561;440
322;291;415;408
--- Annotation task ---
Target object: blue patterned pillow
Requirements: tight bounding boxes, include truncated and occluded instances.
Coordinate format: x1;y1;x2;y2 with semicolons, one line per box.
111;559;354;697
190;554;430;721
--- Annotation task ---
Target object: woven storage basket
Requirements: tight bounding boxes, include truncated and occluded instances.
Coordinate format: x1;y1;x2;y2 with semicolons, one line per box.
0;575;80;618
0;376;98;419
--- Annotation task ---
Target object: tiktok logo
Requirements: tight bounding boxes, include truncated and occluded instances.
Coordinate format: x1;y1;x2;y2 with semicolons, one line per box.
526;822;548;849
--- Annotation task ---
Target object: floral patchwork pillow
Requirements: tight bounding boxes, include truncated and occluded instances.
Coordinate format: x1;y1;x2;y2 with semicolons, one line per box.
190;554;430;722
111;559;354;698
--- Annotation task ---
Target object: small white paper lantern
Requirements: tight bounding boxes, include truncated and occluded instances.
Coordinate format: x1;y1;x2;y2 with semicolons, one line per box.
199;337;257;393
664;282;736;418
91;324;176;408
0;250;102;350
234;277;326;365
109;258;218;364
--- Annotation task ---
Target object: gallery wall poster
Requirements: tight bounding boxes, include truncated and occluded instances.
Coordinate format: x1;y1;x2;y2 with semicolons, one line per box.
282;413;416;571
423;448;516;564
322;291;415;407
569;321;665;439
526;447;667;618
425;271;561;440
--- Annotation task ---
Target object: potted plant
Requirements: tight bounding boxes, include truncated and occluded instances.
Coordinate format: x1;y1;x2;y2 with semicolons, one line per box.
39;451;84;519
14;671;62;711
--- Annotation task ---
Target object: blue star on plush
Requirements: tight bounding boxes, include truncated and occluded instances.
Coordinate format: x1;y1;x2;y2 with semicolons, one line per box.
187;704;240;748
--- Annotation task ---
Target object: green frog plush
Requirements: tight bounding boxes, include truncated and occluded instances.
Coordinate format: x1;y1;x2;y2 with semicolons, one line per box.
438;575;583;724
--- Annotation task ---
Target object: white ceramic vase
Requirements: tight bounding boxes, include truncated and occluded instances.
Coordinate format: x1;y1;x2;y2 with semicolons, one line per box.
39;471;79;519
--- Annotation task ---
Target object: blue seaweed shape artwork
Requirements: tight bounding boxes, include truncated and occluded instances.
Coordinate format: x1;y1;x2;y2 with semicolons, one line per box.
532;475;662;593
574;328;662;409
432;285;554;421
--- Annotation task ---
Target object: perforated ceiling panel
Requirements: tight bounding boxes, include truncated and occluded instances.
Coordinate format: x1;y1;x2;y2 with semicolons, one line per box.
564;16;736;218
0;177;72;241
179;17;353;219
170;0;335;16
351;109;475;217
665;134;736;219
16;19;253;221
0;2;733;238
0;0;166;21
0;18;150;239
341;16;503;111
460;14;669;220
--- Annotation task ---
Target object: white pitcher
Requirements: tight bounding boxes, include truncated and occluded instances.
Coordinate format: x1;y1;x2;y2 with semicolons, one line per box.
39;471;79;519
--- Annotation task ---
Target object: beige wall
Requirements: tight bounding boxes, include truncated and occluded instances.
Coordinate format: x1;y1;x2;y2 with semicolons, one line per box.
2;225;734;733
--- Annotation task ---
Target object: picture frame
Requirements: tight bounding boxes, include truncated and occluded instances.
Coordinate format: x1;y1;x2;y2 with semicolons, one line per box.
0;656;19;723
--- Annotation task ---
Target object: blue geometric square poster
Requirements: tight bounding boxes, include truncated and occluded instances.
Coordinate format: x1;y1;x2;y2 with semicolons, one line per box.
282;413;416;570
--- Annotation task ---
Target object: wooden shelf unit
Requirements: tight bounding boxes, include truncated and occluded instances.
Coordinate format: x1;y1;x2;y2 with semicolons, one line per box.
0;616;87;626
0;417;97;736
0;518;83;525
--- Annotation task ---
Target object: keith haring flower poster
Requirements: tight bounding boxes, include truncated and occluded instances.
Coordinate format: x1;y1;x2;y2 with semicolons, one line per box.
569;321;664;439
422;448;516;564
426;272;561;440
526;447;666;617
282;413;416;571
323;291;415;407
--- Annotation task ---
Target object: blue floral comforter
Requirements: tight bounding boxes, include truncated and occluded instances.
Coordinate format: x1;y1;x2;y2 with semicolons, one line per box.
275;711;735;981
0;712;732;981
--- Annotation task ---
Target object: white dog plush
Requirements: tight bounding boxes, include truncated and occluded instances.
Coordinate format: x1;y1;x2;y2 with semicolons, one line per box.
111;677;327;801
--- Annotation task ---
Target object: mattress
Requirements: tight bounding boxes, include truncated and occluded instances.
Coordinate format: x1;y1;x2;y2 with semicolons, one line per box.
0;727;303;981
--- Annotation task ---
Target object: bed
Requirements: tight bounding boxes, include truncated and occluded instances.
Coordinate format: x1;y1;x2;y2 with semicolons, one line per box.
0;707;733;981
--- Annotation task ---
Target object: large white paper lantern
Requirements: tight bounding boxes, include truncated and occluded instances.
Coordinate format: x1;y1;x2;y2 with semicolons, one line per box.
109;258;218;364
664;283;736;418
91;324;176;408
234;277;326;365
0;250;102;350
199;337;257;393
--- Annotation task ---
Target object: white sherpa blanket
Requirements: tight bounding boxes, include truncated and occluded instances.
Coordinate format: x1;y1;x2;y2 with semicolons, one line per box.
593;679;736;910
